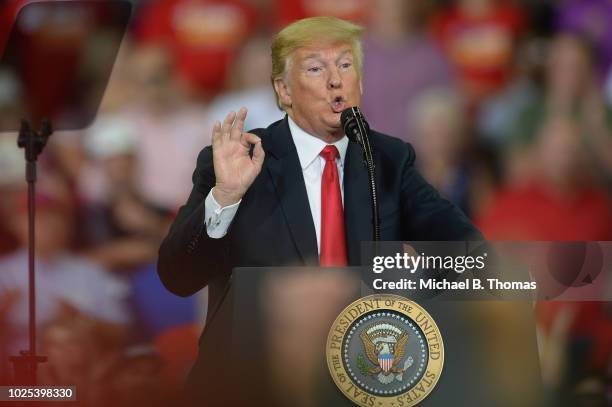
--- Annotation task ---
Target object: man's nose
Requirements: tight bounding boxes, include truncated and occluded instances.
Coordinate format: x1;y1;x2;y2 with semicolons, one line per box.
328;68;342;89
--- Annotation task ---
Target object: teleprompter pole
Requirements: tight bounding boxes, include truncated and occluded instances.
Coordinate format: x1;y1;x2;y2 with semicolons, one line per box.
9;119;52;385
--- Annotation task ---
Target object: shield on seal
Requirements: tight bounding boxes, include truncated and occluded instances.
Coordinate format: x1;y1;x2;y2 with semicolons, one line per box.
378;353;393;373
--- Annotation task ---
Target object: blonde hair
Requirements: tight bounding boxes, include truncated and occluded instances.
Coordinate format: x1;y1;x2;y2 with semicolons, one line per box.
271;16;365;109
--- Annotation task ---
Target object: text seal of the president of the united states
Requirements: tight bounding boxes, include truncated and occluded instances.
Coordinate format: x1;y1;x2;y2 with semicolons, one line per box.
326;294;444;406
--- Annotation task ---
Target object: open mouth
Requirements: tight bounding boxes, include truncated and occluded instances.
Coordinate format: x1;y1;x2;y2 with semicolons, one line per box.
331;96;345;113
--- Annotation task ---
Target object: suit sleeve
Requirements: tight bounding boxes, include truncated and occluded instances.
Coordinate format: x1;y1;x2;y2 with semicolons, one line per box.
157;146;231;297
400;143;483;241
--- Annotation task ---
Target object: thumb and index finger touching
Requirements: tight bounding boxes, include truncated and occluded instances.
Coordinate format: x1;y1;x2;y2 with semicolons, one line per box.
234;107;262;149
213;106;264;161
237;107;264;159
243;132;265;165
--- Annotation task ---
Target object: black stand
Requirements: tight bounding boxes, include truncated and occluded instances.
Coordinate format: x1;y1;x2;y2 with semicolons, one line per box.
360;131;380;241
341;107;380;241
8;119;53;385
0;0;131;386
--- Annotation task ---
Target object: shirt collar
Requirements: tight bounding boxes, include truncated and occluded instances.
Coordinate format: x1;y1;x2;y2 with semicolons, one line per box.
288;115;349;170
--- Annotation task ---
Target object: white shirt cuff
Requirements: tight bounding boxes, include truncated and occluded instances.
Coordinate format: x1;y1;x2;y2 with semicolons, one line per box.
204;189;241;238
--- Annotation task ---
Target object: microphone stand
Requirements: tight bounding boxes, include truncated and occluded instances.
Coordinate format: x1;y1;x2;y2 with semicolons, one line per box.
342;107;380;241
9;119;52;385
361;130;380;242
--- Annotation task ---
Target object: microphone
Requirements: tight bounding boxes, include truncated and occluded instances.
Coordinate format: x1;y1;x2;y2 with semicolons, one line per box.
341;106;374;164
341;106;370;144
340;106;380;241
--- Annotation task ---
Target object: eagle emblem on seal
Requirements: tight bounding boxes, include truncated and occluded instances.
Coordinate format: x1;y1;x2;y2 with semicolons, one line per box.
359;323;414;384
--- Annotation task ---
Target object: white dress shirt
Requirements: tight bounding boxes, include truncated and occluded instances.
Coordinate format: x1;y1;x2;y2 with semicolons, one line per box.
204;116;349;254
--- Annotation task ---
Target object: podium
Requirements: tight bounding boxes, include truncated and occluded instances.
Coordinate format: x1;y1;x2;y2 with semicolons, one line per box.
183;267;544;407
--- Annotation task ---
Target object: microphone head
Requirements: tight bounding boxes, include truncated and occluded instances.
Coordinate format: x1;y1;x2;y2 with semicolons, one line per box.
341;106;369;143
340;107;356;132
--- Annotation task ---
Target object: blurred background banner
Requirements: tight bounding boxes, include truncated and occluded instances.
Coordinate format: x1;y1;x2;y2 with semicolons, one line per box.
0;0;610;406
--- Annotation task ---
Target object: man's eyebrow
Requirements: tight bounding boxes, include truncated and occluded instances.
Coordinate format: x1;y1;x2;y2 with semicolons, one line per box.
336;50;353;62
301;49;354;62
302;53;323;61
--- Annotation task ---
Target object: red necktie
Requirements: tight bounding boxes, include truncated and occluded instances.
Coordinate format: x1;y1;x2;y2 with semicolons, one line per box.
319;145;348;267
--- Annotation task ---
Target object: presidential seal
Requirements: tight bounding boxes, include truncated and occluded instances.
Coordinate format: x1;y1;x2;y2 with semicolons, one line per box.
326;294;444;407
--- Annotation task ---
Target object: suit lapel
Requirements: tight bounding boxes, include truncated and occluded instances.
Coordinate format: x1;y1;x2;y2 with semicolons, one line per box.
343;141;373;265
265;117;319;266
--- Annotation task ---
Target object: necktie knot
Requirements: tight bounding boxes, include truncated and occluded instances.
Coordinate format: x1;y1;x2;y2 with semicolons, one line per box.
320;145;339;162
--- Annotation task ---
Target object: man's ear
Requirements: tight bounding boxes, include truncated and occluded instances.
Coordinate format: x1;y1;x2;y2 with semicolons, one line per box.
273;77;292;109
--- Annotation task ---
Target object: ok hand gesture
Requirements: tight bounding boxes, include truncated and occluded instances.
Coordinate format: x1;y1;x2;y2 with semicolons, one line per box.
211;107;265;207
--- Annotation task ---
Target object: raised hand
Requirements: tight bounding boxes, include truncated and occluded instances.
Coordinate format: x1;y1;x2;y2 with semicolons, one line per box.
211;107;265;207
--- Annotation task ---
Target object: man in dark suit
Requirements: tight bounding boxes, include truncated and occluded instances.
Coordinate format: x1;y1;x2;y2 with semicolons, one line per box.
157;16;481;405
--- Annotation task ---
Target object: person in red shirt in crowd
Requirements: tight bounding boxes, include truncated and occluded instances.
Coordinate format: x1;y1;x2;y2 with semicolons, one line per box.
133;0;258;99
273;0;372;29
0;184;18;257
431;0;525;110
476;113;612;402
477;112;612;240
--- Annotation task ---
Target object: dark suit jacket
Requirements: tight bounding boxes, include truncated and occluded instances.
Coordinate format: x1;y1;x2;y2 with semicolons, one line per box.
157;116;481;405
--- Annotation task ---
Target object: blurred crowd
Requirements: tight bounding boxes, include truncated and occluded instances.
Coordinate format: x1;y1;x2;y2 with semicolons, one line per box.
0;0;611;405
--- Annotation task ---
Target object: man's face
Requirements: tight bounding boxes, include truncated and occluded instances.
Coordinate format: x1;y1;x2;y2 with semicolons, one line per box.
275;42;362;141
